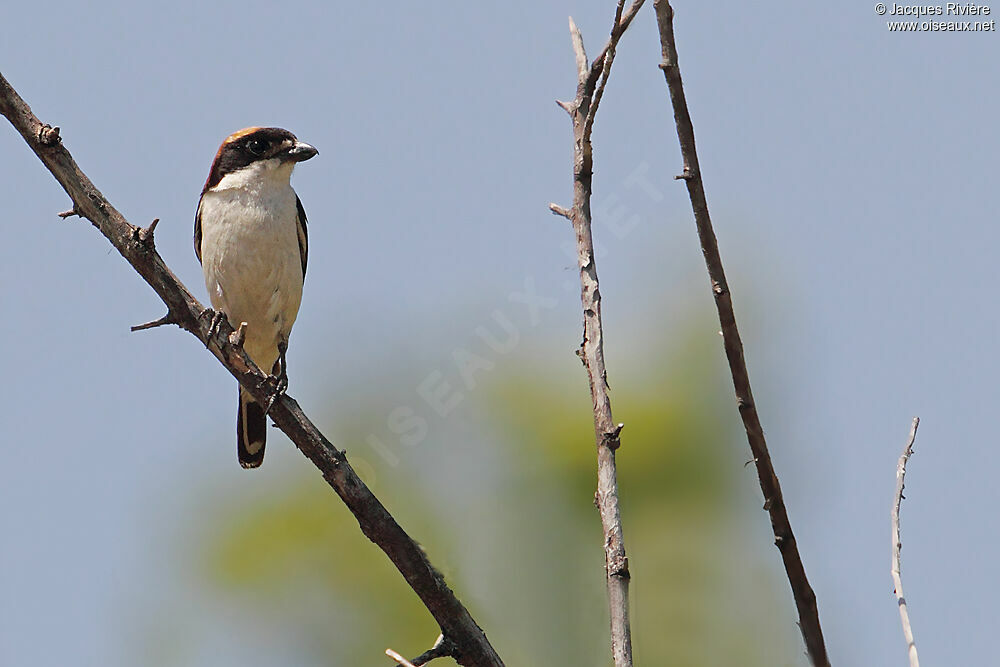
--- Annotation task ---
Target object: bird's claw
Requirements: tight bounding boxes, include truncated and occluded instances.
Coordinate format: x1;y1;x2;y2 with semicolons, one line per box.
200;308;228;349
262;372;288;415
262;341;290;415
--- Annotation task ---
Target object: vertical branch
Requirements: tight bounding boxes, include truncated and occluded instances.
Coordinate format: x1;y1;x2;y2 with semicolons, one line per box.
549;3;645;666
650;3;832;666
891;418;921;667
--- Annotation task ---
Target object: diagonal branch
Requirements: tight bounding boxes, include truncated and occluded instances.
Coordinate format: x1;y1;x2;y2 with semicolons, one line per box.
588;0;647;91
584;0;626;141
650;3;831;666
0;71;502;667
891;417;921;667
549;3;645;666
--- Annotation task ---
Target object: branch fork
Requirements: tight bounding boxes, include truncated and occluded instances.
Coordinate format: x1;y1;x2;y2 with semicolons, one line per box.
386;634;456;666
551;3;646;666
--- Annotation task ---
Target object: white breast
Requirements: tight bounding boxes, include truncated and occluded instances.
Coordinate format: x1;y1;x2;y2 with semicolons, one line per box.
198;159;304;371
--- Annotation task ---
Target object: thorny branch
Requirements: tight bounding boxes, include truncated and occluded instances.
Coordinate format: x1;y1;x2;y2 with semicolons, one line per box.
549;2;645;666
891;418;921;667
651;2;831;666
0;71;502;667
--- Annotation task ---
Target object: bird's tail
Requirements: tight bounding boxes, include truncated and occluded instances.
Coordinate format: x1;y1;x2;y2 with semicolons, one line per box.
237;386;267;468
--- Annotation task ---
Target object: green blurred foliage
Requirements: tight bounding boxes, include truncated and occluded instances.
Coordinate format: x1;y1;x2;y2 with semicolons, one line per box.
155;317;802;666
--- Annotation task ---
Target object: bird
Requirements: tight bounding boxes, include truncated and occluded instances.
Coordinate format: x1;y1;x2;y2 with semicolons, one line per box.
194;127;317;468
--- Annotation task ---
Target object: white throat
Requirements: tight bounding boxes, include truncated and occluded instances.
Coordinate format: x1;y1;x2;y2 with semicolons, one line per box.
211;158;296;194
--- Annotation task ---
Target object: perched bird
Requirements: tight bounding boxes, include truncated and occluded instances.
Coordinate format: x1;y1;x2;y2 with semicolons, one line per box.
194;127;317;468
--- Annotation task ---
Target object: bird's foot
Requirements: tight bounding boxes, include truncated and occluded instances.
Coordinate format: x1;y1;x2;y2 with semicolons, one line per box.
200;308;228;348
262;373;288;415
263;341;289;415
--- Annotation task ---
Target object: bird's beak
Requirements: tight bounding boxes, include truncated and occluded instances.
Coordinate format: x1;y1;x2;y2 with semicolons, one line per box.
283;141;318;163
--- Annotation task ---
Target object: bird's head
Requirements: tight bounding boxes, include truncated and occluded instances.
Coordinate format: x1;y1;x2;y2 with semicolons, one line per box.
203;127;317;193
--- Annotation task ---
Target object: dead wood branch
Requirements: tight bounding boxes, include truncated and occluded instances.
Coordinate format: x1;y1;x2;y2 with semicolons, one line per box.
549;2;645;665
651;3;831;665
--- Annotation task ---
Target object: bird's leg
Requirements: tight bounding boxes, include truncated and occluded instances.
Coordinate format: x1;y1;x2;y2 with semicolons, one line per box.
263;341;289;414
200;308;228;349
272;340;289;392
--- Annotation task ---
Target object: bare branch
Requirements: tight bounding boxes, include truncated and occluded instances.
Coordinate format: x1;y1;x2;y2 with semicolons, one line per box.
552;4;646;666
0;70;502;667
892;417;921;667
651;3;831;665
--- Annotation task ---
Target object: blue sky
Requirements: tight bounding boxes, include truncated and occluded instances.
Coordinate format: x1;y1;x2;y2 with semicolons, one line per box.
2;3;998;666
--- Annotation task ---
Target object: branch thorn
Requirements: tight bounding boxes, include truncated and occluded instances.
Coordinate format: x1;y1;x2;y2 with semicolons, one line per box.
229;321;247;347
57;208;79;219
568;16;588;80
137;218;159;246
549;203;572;220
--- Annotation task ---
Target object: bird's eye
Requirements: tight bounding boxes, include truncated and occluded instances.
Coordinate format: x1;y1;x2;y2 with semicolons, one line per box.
246;138;267;156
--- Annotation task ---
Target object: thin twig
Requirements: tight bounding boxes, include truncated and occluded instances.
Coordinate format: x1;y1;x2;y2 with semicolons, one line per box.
386;649;418;667
584;0;626;141
386;634;455;666
650;3;830;666
0;70;502;667
588;0;647;86
552;4;645;666
130;312;176;332
892;417;921;667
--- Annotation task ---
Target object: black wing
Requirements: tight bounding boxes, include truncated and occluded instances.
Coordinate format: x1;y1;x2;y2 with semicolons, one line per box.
296;195;309;278
194;197;204;265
